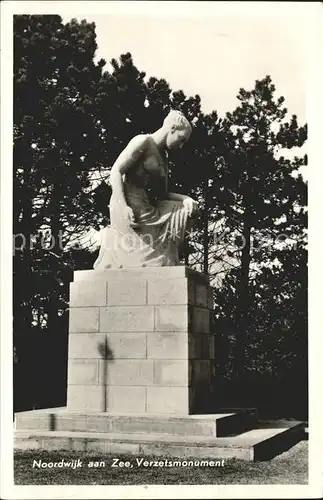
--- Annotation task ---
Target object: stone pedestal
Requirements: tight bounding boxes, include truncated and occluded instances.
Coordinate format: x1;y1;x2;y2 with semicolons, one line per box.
15;267;304;461
67;266;215;414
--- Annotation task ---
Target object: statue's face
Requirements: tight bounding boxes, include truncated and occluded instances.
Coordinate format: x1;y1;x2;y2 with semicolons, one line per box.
166;126;191;150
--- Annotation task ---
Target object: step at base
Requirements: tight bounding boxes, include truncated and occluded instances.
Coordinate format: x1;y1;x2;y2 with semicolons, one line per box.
15;422;304;461
15;407;258;438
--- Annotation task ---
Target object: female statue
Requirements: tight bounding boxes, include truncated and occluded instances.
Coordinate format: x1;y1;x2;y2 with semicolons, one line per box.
94;110;198;269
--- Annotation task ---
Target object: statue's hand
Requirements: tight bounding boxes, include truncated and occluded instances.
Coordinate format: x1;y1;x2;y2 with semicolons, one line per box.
183;197;198;217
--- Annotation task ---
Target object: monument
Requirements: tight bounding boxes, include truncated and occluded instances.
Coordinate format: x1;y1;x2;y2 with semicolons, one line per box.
67;110;215;414
15;111;304;460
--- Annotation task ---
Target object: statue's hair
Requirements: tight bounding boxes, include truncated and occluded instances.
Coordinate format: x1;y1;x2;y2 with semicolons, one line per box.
163;110;192;133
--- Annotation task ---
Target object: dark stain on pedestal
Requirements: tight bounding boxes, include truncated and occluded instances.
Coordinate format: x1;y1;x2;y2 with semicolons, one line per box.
97;336;114;412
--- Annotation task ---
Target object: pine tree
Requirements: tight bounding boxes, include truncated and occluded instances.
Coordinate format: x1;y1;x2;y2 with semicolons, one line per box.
13;14;112;372
215;76;307;386
14;16;108;255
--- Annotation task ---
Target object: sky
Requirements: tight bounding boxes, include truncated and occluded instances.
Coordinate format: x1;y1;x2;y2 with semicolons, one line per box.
68;10;308;122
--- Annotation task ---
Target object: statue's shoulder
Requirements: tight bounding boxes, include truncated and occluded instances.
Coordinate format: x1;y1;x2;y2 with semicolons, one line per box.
127;134;151;153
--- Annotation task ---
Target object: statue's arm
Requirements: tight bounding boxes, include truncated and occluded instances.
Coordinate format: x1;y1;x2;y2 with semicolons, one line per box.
167;192;187;202
109;135;148;207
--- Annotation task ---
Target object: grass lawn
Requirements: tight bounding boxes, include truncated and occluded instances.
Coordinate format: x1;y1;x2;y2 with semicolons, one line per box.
14;441;308;485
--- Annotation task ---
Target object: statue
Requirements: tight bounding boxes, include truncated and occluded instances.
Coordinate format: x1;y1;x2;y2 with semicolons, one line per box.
94;110;198;269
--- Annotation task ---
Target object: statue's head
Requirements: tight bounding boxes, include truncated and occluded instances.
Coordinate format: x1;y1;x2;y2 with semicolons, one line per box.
163;110;192;150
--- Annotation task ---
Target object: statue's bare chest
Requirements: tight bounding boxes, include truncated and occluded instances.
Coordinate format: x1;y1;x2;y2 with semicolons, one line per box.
141;149;166;178
126;141;167;187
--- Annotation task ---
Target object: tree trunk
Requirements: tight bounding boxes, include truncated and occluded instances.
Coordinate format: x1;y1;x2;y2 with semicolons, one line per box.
203;181;209;274
14;161;35;330
234;211;252;381
184;234;189;266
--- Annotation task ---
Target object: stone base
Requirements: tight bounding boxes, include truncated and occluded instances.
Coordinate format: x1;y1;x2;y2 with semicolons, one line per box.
67;266;215;414
14;266;307;462
14;408;305;461
15;408;258;437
